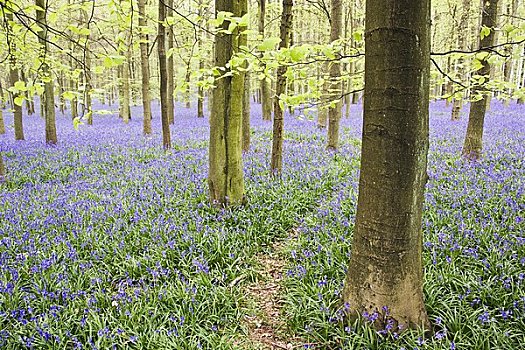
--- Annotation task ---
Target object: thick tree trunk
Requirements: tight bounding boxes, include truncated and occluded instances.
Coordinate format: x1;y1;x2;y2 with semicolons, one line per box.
451;0;471;121
138;0;152;135
259;0;272;121
167;0;175;124
158;1;172;150
36;0;57;144
209;0;246;205
327;0;342;150
343;0;431;330
271;0;293;175
462;0;499;160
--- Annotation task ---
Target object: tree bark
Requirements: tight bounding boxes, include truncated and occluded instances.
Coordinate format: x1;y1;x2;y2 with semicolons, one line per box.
167;0;175;124
6;13;23;140
243;72;251;152
451;0;471;121
121;45;132;124
36;0;57;144
0;152;5;183
158;0;172;150
259;0;272;121
327;0;343;150
0;108;4;135
462;0;499;160
138;0;152;135
343;0;431;330
271;0;293;175
208;0;246;205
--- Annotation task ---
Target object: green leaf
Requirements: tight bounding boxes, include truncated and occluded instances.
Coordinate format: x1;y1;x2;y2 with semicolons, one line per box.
14;96;25;106
289;46;308;62
258;37;281;51
62;91;77;100
352;31;363;42
14;81;27;92
480;26;491;40
73;116;84;131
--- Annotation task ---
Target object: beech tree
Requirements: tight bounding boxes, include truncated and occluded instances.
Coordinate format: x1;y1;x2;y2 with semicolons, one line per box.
343;0;431;329
462;0;500;160
36;0;57;144
271;0;293;175
138;0;152;135
158;0;172;150
208;0;246;205
327;0;343;150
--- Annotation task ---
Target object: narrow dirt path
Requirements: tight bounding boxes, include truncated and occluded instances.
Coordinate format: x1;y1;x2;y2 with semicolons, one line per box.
241;230;304;349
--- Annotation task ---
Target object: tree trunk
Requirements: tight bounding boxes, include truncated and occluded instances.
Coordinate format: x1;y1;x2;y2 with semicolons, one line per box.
167;0;175;124
327;0;343;151
0;108;5;134
259;0;272;121
208;0;246;205
451;0;471;121
462;0;499;160
0;152;5;183
271;0;293;175
6;16;24;141
158;0;172;150
122;46;132;123
243;72;251;152
343;0;431;330
197;58;205;118
36;0;57;144
138;0;152;135
83;9;93;125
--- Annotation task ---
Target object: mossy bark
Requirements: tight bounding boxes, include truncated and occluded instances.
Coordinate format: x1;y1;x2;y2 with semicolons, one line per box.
271;0;293;175
138;0;152;135
208;0;246;206
343;0;431;330
36;0;57;145
462;0;499;160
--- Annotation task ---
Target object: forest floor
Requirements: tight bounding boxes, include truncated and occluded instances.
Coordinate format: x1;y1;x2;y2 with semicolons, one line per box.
0;101;524;349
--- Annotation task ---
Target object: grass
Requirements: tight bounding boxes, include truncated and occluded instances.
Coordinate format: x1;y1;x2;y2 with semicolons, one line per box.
0;100;523;349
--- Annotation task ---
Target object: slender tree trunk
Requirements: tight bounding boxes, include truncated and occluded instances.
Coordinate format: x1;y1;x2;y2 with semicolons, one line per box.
462;0;499;160
0;108;4;134
158;0;171;150
271;0;293;175
317;65;328;129
6;15;24;141
241;0;250;152
209;0;246;205
327;0;342;150
167;0;175;124
122;46;132;123
343;0;431;330
243;72;251;152
197;58;205;118
138;0;152;135
259;0;272;121
0;152;5;183
83;9;93;125
451;0;471;121
36;0;57;144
